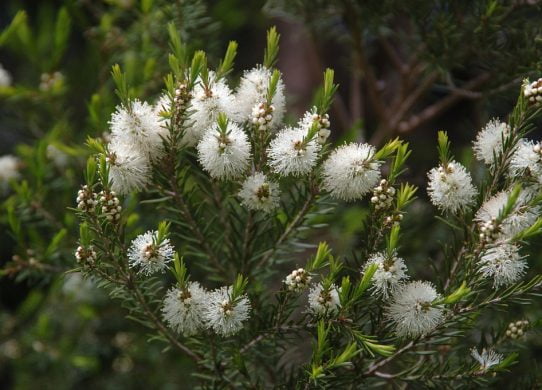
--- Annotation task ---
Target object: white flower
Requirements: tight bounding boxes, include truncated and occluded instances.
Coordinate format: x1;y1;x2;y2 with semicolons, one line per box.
0;155;20;190
299;108;331;145
127;231;174;275
203;286;251;336
509;139;542;182
234;66;285;129
284;268;312;292
427;161;477;214
185;76;237;147
471;348;503;371
365;252;409;298
478;243;527;288
321;143;381;201
107;140;151;195
162;282;208;336
307;283;341;316
386;281;443;338
473;119;510;166
109;99;166;161
197;121;251;180
476;190;539;239
267;126;320;176
0;63;12;87
238;172;280;212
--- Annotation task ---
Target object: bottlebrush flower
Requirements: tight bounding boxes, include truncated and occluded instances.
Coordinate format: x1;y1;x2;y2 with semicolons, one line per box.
473;119;510;166
307;283;341;316
203;286;251;336
109;99;166;161
197;121;251;180
234;66;285;129
427;161;477;214
386;281;443;338
162;282;208;336
321;143;381;201
364;251;409;298
475;189;539;239
509;139;542;182
478;243;527;288
471;348;503;372
107;140;151;195
238;172;280;212
267;126;320;176
127;231;174;275
186;75;237;147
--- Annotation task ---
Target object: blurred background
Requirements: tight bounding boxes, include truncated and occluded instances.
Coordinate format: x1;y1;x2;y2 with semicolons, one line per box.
1;0;542;388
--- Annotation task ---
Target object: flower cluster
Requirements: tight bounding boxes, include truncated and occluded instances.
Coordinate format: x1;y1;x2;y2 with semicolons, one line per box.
386;281;443;337
370;179;395;211
99;190;122;222
76;185;98;213
509;139;542;183
473;119;510;166
322;143;381;201
307;283;341;316
238;172;280;213
284;268;312;292
506;319;529;339
300;109;331;145
365;252;408;298
162;283;251;337
523;78;542;104
162;282;207;336
75;245;97;266
427;161;476;214
127;231;174;275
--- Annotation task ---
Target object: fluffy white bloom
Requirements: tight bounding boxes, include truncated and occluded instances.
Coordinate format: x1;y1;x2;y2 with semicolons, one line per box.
427;161;477;214
307;283;341;316
234;66;285;128
386;281;443;338
476;190;539;239
473;119;510;166
0;63;12;87
185;76;236;146
238;172;280;212
365;252;409;298
509;139;542;182
107;140;151;195
267;127;320;176
471;348;503;371
162;282;208;336
321;143;381;201
478;244;527;288
197;122;250;180
0;155;20;190
203;286;251;336
127;231;174;275
109;100;166;161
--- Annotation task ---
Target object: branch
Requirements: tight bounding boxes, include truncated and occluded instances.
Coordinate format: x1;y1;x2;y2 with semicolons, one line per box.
397;73;490;135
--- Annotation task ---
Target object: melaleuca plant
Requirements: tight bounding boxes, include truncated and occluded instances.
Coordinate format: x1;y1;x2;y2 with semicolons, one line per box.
74;26;542;388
